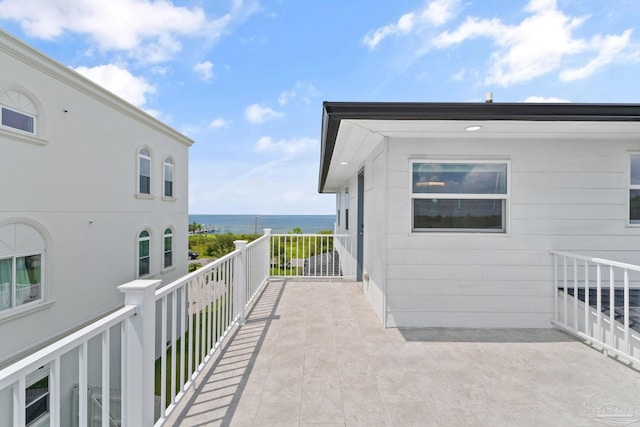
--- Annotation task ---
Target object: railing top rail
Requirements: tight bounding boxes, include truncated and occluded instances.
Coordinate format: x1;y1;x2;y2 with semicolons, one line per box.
0;305;136;390
270;233;349;237
550;250;640;272
246;233;269;250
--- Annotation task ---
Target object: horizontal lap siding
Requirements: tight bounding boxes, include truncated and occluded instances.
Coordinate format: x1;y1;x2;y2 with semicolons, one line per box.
383;136;640;328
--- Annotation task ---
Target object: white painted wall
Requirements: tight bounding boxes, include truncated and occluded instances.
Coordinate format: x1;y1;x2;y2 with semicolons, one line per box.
382;135;640;327
0;32;192;366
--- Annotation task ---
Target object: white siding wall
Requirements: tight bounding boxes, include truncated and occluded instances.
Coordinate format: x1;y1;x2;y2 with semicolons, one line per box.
384;136;640;328
0;34;190;365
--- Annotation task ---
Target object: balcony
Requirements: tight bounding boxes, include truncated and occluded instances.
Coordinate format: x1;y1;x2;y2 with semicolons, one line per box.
1;232;640;426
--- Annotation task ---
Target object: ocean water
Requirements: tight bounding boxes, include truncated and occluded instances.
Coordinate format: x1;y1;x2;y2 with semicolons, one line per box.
189;214;336;234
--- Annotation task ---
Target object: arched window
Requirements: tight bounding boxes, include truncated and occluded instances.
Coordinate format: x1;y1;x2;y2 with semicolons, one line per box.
163;157;174;198
138;148;151;195
138;230;150;277
163;228;173;269
0;88;38;134
0;221;47;314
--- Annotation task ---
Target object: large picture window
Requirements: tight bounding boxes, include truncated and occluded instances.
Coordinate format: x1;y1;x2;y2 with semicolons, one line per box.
0;253;42;312
412;161;508;232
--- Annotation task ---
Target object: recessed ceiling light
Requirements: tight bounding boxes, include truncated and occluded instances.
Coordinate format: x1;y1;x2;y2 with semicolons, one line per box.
340;161;349;165
465;125;482;131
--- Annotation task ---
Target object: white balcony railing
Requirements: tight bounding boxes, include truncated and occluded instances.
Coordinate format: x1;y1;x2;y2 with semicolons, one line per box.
0;230;355;427
270;233;355;279
550;250;640;367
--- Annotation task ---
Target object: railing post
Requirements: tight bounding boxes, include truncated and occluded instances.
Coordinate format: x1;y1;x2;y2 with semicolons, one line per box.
234;240;248;325
118;279;160;427
264;229;272;284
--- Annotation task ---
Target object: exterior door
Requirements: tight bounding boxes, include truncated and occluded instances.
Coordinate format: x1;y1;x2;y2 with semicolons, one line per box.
356;169;364;281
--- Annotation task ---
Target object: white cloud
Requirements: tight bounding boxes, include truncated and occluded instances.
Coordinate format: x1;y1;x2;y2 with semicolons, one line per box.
245;104;284;124
73;64;155;107
523;96;570;103
368;0;638;87
193;60;214;81
560;30;634;81
255;136;316;156
0;0;258;63
363;0;460;49
278;89;296;106
209;117;230;129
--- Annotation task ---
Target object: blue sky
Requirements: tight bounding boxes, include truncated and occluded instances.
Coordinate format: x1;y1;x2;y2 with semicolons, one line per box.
1;0;639;214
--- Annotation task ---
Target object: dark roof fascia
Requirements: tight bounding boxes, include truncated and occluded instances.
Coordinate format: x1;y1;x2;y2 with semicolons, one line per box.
319;101;640;192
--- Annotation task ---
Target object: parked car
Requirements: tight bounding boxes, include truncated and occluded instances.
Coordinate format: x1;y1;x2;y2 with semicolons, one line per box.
188;250;199;260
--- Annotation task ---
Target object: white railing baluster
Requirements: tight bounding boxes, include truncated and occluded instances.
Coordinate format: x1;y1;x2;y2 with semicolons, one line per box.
14;377;25;427
79;340;88;427
597;263;602;342
179;286;185;394
609;266;615;350
563;256;568;325
584;260;590;337
187;279;193;384
101;329;110;427
170;290;177;406
160;295;167;418
624;268;630;355
51;357;60;427
553;253;558;322
573;258;578;329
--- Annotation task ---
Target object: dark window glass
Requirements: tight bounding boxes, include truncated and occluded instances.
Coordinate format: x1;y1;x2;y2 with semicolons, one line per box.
413;199;504;231
630;190;640;222
413;163;507;194
26;376;49;425
164;181;173;197
2;107;34;133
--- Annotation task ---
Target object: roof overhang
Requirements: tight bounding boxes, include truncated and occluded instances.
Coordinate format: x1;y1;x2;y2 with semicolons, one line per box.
319;102;640;193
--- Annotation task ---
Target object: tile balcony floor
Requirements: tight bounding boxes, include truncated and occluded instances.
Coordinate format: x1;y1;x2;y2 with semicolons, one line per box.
165;280;640;427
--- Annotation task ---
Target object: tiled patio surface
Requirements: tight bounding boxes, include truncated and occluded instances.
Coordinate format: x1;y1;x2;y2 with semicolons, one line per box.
165;280;640;427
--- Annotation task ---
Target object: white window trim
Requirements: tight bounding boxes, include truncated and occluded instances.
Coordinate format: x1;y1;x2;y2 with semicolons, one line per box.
25;366;50;427
136;146;154;199
410;159;511;234
162;227;174;272
0;250;45;313
628;153;640;226
0;84;47;145
137;229;151;278
163;156;176;200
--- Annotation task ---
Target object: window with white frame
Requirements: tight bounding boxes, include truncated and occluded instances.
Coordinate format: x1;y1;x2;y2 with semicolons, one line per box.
411;161;508;232
0;222;46;314
0;88;40;136
138;148;151;195
138;230;150;277
0;253;42;312
163;157;174;198
163;228;173;269
26;367;49;426
629;154;640;224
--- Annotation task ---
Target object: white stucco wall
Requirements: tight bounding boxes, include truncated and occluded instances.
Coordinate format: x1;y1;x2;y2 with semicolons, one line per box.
0;32;192;366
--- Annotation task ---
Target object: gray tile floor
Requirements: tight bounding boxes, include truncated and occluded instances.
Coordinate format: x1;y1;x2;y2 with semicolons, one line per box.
164;280;640;426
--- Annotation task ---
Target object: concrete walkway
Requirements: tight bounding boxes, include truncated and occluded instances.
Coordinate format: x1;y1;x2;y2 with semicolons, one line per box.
165;280;640;426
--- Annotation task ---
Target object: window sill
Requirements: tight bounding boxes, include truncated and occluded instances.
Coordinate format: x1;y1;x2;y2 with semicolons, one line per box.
162;266;176;274
0;300;55;325
162;196;177;202
135;193;155;200
0;127;48;146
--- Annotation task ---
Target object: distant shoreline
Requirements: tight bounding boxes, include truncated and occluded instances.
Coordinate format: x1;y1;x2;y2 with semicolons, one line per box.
188;214;335;234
